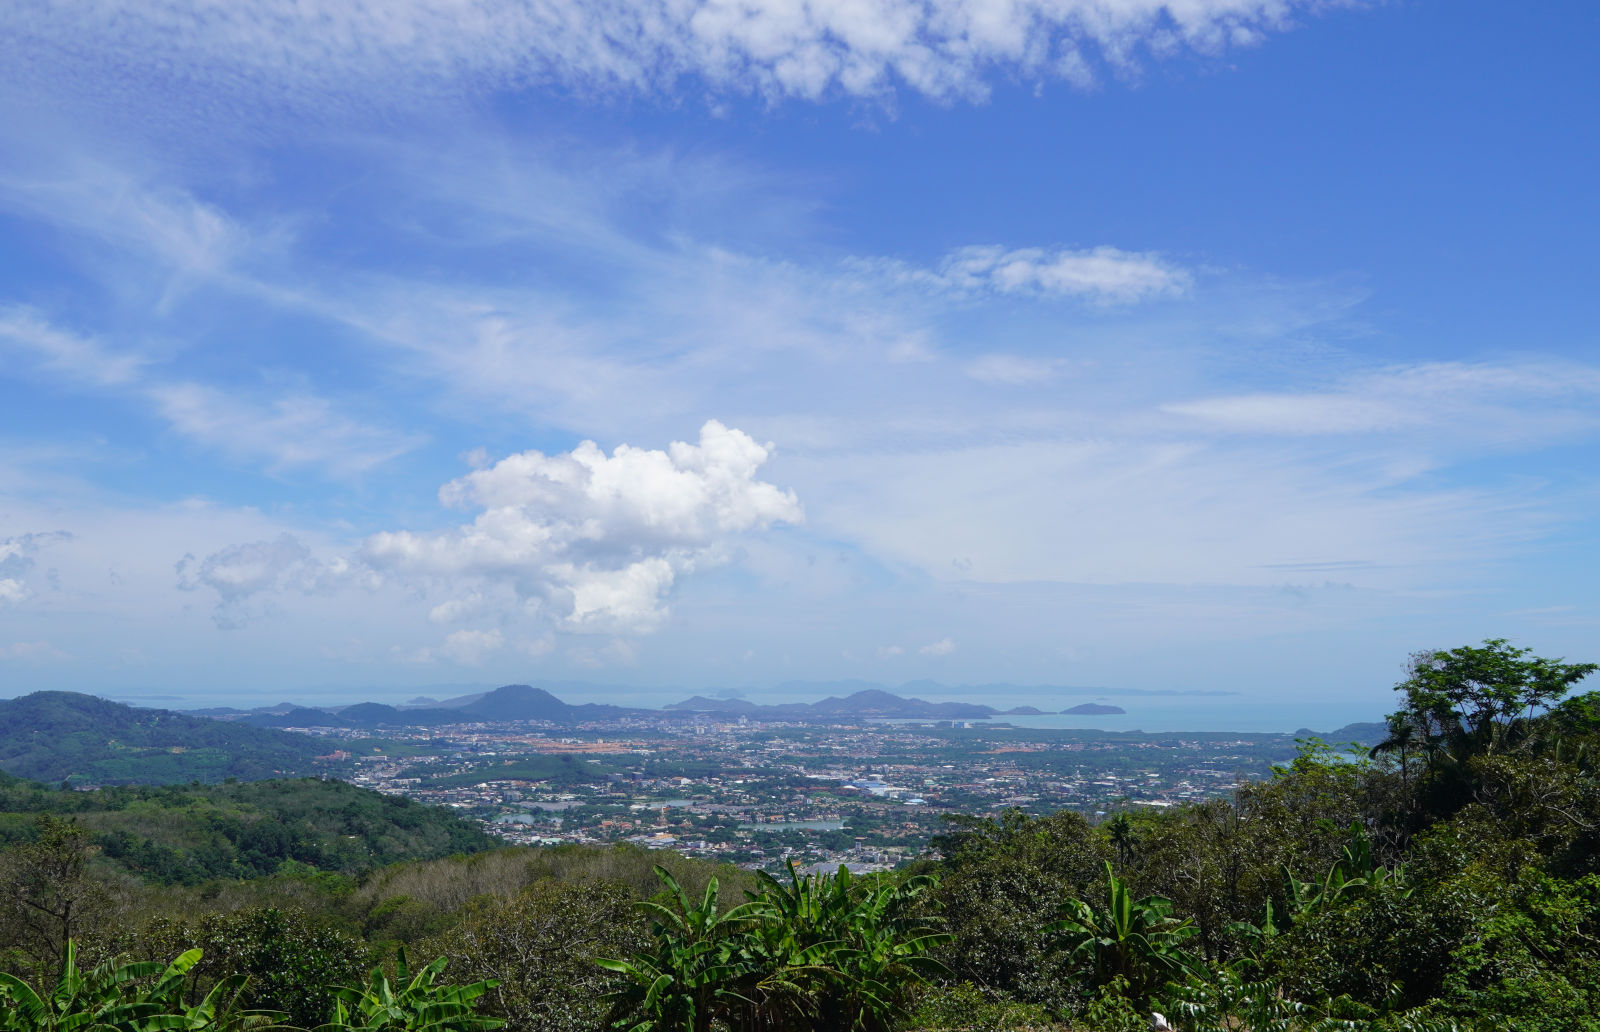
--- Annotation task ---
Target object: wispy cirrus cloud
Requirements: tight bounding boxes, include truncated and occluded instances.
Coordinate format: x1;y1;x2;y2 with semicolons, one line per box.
2;89;1595;700
1165;361;1600;441
0;307;147;388
148;382;424;475
964;354;1077;386
0;306;421;475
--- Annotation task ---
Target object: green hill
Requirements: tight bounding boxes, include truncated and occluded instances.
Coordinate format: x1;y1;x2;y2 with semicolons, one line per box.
0;776;496;884
0;691;338;785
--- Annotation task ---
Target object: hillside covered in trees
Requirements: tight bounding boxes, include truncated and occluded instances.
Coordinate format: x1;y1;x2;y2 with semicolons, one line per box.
0;776;495;885
0;692;339;785
1;640;1596;1031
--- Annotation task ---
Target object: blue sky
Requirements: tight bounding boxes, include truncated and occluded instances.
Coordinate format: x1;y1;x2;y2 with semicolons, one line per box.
0;0;1596;723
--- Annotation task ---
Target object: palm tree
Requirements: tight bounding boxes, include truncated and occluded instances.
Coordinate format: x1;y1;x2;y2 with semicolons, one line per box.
1368;712;1419;792
1106;813;1137;868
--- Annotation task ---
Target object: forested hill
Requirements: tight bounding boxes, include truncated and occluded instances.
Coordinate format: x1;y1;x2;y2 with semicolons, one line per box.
0;776;495;884
0;691;337;784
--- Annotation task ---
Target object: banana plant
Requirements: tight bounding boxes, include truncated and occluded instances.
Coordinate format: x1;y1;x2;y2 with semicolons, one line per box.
746;864;950;1032
600;864;950;1032
316;949;503;1032
0;941;282;1032
1231;823;1411;948
597;867;772;1032
1049;862;1200;1002
140;972;284;1032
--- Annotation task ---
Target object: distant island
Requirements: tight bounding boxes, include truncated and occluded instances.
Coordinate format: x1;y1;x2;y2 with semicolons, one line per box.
1061;702;1126;715
664;688;1033;721
194;683;1069;728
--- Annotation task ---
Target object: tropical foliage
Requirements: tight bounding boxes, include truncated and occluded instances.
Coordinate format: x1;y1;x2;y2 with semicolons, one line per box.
1048;862;1198;1002
0;940;281;1032
599;864;949;1032
0;639;1595;1032
318;949;503;1032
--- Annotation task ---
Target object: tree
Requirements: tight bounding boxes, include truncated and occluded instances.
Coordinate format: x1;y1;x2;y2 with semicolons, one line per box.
740;864;949;1032
1395;640;1596;761
135;906;369;1029
424;881;646;1032
1369;712;1420;794
930;808;1109;1008
599;864;949;1032
1106;813;1137;868
0;815;116;977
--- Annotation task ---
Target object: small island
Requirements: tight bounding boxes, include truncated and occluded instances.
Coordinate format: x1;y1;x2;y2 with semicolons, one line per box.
1062;702;1126;715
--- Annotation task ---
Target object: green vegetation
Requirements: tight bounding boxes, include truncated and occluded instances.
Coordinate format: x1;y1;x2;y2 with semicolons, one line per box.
0;778;496;886
0;639;1595;1031
0;692;339;785
1049;863;1199;1001
599;864;948;1032
324;949;504;1032
0;939;279;1032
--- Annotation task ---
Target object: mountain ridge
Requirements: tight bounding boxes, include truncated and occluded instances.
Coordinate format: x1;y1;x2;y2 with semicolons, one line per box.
0;691;337;784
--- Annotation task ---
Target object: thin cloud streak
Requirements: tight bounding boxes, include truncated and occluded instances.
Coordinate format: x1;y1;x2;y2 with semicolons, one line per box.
1165;362;1600;442
0;306;420;476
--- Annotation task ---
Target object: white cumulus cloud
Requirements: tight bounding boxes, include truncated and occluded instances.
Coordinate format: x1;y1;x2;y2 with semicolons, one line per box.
364;420;802;633
919;637;956;656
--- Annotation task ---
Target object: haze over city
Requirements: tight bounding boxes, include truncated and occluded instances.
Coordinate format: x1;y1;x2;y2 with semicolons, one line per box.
1;1;1596;728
